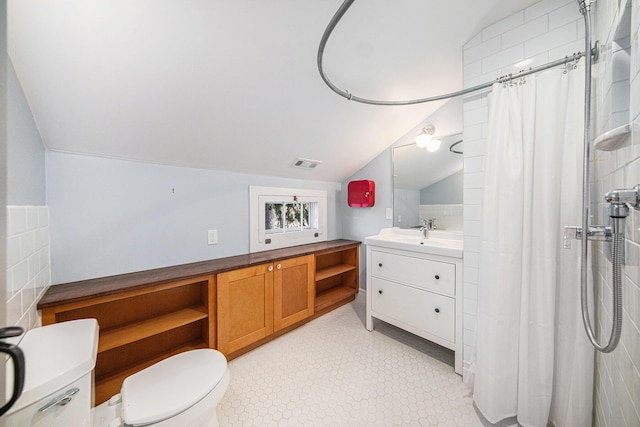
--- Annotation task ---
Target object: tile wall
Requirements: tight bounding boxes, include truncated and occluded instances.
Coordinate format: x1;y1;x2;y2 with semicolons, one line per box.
462;0;640;423
418;204;463;231
591;0;640;425
6;206;51;331
461;0;585;380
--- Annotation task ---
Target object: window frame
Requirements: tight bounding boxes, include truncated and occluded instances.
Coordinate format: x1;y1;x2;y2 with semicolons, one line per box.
249;186;327;252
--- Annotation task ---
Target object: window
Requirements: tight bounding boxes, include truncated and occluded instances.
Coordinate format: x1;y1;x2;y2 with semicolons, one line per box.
250;186;327;252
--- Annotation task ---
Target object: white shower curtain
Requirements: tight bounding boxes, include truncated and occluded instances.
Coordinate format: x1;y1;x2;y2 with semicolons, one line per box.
473;60;594;427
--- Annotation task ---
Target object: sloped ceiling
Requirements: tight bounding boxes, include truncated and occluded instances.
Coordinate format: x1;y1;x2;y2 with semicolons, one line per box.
8;0;538;183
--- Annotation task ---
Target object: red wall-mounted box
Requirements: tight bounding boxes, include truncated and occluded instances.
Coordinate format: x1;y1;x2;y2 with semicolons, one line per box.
348;180;375;207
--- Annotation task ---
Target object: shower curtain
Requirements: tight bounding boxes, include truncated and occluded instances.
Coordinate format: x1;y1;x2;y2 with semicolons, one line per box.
473;60;594;427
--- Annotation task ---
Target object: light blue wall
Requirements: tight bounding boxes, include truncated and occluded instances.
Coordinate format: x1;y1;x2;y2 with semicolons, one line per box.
4;53;47;329
7;59;45;206
340;148;393;290
420;169;463;205
46;151;342;284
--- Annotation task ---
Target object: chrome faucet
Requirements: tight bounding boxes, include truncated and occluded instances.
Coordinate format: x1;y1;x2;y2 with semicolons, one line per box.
420;219;429;239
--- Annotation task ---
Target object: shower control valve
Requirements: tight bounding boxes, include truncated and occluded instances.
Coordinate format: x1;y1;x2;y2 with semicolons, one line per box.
563;225;612;249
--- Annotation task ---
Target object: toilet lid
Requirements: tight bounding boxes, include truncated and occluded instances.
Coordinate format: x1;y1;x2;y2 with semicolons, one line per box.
120;349;227;426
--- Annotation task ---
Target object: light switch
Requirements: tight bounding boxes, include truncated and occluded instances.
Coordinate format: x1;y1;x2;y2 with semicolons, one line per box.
385;208;393;220
207;229;218;245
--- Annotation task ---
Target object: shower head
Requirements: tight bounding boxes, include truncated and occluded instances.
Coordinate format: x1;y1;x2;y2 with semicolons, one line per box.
576;0;591;14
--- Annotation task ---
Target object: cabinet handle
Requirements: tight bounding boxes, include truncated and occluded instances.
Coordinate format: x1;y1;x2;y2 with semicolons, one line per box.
434;274;440;280
434;307;440;313
378;290;383;295
378;263;382;267
276;263;282;270
268;265;273;272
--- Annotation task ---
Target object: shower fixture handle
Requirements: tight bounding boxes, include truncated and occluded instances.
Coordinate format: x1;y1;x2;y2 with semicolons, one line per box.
564;226;577;249
605;184;640;212
563;225;612;248
575;184;640;353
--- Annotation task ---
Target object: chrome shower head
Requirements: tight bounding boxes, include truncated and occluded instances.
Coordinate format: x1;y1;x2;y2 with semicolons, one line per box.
575;0;590;14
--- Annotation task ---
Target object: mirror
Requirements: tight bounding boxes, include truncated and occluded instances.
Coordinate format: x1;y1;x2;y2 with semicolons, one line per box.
393;133;463;230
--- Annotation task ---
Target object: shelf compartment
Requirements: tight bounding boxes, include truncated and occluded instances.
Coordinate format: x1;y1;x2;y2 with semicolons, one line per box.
315;285;357;312
95;322;204;382
315;263;356;282
53;278;209;330
95;339;207;404
98;306;207;353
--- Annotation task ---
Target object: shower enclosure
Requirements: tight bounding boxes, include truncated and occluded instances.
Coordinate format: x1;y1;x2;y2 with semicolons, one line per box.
318;0;640;424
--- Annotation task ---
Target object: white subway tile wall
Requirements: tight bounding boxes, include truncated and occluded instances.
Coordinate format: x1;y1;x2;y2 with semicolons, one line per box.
462;0;640;424
462;0;584;379
418;204;463;231
592;0;640;425
6;206;51;331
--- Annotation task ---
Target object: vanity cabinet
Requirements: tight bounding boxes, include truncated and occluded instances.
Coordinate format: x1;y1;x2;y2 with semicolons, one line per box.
217;254;315;355
366;246;462;375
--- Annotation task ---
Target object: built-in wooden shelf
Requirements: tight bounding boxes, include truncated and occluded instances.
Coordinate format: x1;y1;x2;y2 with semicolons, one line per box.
95;340;207;404
98;307;208;353
315;264;356;282
314;245;359;313
41;275;215;405
315;285;358;312
38;240;361;405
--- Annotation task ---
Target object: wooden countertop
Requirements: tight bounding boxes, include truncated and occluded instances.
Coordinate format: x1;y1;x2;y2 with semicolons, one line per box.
38;239;360;309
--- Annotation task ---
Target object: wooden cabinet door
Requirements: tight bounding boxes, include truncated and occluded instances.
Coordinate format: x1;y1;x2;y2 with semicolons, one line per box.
217;264;274;354
274;255;315;331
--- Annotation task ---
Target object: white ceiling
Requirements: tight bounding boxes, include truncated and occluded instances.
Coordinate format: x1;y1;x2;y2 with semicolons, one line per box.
8;0;538;183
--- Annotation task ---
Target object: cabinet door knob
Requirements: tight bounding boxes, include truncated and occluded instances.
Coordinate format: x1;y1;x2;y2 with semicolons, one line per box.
378;263;383;267
268;265;273;272
434;307;440;313
434;274;440;280
378;290;383;295
276;263;282;270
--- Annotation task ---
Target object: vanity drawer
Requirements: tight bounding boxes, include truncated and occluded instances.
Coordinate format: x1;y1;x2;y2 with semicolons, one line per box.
371;277;455;343
370;250;455;296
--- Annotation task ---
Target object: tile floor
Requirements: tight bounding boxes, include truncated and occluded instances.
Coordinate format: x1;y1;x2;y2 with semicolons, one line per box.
217;292;490;426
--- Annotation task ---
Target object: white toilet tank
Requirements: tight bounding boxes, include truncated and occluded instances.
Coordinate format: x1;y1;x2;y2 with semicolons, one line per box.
1;319;99;427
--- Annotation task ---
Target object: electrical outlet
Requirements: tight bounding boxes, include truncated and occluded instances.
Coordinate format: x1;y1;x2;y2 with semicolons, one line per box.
207;229;218;245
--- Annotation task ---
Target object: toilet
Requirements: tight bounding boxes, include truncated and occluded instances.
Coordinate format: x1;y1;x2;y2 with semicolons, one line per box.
2;319;230;427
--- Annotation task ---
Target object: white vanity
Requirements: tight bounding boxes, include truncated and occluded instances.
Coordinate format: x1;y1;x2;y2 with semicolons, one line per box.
365;228;463;375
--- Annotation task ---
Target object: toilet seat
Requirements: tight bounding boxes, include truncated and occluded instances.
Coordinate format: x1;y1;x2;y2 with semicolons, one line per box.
120;349;227;426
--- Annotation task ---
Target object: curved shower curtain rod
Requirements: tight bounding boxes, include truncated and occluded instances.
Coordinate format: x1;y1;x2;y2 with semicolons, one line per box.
449;140;463;155
317;0;596;106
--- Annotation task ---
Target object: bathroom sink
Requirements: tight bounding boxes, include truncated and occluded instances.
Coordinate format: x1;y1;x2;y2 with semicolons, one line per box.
364;228;463;258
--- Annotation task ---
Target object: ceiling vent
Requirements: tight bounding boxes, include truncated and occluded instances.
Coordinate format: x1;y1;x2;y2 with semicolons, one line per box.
291;157;322;170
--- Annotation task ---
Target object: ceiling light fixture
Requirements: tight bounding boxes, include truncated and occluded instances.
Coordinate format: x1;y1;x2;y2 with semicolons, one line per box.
415;125;441;152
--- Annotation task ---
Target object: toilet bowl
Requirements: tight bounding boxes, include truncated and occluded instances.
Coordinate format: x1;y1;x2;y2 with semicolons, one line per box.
2;319;230;427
